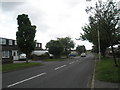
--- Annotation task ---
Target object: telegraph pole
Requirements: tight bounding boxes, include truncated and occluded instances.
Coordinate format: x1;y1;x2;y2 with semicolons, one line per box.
98;23;101;62
86;0;101;62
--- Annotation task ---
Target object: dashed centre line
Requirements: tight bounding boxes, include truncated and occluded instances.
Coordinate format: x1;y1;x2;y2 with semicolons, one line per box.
7;72;46;88
54;65;67;70
69;62;74;64
7;60;80;88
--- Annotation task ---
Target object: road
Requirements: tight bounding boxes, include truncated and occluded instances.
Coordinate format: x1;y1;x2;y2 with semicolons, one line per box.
2;53;95;88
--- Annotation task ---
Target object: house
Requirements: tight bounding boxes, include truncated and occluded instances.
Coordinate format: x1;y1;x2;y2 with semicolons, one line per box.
106;45;120;57
0;37;18;63
0;37;42;64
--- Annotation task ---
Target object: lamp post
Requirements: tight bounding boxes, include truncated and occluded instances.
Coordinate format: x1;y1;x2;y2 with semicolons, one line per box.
97;22;101;62
86;0;101;62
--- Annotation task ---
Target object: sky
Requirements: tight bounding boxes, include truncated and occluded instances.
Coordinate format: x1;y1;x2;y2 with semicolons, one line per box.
0;0;119;50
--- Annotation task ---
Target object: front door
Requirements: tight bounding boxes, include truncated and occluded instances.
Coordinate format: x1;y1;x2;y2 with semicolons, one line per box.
12;50;18;60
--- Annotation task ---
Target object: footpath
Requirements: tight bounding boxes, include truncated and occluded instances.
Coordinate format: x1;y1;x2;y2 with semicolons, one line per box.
94;80;120;88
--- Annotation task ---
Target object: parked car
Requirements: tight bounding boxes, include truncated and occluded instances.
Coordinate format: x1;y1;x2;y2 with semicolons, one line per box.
81;53;86;57
68;53;76;57
19;53;26;60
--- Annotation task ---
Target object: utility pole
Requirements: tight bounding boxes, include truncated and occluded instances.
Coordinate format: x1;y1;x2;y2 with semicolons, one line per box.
98;22;101;62
86;0;101;62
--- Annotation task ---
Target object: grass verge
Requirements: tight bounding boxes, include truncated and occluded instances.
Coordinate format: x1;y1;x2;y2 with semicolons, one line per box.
43;58;65;61
95;57;120;83
0;64;2;71
2;63;42;72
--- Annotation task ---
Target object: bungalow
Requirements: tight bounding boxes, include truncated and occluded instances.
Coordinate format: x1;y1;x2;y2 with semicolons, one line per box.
0;37;42;64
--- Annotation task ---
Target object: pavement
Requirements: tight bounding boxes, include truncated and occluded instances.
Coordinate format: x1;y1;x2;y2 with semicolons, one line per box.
94;80;120;88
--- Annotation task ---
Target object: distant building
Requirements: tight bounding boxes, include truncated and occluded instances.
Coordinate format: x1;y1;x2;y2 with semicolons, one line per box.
0;37;42;64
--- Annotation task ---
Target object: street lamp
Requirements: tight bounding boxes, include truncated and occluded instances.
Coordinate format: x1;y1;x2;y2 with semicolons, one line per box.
86;0;101;62
97;22;101;62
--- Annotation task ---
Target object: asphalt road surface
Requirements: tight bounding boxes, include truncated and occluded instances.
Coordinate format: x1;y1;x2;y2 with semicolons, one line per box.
2;53;95;88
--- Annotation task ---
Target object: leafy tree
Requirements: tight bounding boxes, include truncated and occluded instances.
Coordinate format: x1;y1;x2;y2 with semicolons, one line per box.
92;45;98;53
46;40;64;58
57;37;75;56
16;14;36;63
80;0;120;66
76;45;86;54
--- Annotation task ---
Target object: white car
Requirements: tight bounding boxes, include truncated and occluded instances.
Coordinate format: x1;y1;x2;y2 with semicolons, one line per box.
81;53;86;57
19;53;26;60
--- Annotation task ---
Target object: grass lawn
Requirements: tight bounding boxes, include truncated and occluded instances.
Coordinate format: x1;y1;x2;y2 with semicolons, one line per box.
43;58;65;61
2;62;42;72
95;57;120;83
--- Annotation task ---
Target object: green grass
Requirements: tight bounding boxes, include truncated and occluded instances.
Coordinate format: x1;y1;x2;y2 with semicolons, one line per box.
0;64;2;71
43;58;65;61
2;63;42;72
95;57;120;83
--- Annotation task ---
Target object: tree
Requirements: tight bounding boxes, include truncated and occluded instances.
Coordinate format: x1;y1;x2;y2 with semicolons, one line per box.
46;40;64;58
57;37;75;56
16;14;36;63
80;0;120;66
76;45;86;54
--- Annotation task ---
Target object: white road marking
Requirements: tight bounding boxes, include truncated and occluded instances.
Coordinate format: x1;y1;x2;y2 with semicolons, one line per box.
7;72;46;88
54;65;67;70
69;62;74;64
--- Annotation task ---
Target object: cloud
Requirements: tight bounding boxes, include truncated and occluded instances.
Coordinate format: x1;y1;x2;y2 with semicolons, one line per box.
64;0;81;8
0;0;94;50
1;2;24;12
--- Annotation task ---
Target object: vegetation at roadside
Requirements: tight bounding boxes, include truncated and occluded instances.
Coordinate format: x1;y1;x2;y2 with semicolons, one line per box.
16;14;36;63
2;63;42;72
95;57;120;83
46;37;75;58
57;37;75;57
0;64;2;71
80;0;120;66
76;45;86;54
43;58;65;61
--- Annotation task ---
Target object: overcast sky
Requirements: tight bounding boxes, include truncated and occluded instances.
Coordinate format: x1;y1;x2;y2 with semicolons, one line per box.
0;0;119;50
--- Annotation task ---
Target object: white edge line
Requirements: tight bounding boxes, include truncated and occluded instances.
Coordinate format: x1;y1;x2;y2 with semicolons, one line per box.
7;72;46;88
54;65;66;70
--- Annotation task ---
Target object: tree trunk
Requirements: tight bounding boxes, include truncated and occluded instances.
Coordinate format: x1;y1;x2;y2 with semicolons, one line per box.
101;50;105;58
26;59;29;63
26;53;29;63
111;45;118;67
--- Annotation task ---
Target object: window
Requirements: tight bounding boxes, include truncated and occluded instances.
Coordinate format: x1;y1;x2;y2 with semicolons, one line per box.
36;43;37;47
37;44;39;47
2;39;6;45
9;40;12;45
15;41;17;45
2;51;10;58
39;43;41;48
38;44;40;47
